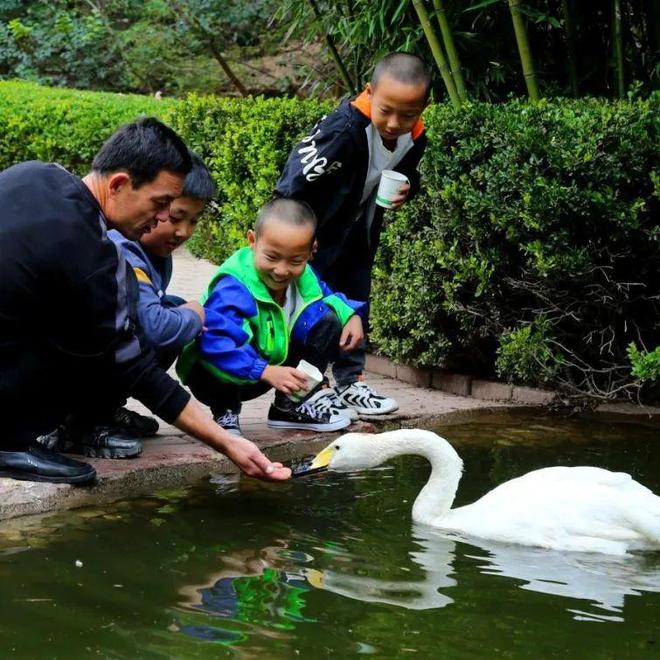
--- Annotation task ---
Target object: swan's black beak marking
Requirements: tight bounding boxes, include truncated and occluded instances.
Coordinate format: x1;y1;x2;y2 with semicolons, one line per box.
285;445;335;478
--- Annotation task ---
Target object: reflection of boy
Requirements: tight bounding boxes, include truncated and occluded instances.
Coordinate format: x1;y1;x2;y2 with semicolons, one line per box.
177;198;365;437
276;53;430;417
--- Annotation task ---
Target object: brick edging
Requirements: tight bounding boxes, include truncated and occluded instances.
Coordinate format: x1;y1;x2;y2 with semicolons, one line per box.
365;354;555;405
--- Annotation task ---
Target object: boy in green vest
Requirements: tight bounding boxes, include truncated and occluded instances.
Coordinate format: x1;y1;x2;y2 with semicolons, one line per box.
177;198;365;436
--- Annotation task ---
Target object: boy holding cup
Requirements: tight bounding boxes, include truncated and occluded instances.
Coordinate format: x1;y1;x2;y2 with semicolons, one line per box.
176;199;365;437
275;52;430;417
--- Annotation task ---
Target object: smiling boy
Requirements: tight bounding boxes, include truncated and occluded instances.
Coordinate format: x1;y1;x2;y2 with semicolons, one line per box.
276;52;430;418
177;198;365;437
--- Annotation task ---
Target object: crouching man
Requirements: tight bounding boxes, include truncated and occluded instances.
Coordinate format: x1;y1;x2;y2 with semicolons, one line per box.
0;117;290;484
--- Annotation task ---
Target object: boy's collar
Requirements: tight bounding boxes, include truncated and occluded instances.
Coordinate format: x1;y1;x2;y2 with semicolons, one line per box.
350;90;425;140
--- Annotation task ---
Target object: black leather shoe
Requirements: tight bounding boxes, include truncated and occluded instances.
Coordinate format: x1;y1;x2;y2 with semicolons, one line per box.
0;444;96;484
38;425;143;460
111;407;159;437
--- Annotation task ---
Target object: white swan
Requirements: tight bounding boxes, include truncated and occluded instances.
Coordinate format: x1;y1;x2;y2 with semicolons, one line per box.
309;429;660;555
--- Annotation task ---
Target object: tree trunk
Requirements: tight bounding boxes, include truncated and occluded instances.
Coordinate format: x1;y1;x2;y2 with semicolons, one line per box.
170;0;248;96
412;0;461;108
307;0;356;94
613;0;625;97
432;0;467;101
508;0;541;102
561;0;578;96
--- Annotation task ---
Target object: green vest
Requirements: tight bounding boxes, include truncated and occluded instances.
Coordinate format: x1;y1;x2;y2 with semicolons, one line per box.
177;247;355;386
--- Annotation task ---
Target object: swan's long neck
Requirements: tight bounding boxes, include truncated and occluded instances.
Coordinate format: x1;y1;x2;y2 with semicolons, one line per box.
377;430;463;526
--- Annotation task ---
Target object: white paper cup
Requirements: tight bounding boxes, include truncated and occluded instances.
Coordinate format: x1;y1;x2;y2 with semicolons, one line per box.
287;359;323;402
375;170;410;208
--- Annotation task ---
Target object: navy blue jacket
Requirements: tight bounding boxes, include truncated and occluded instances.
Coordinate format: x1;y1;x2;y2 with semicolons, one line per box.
275;91;427;268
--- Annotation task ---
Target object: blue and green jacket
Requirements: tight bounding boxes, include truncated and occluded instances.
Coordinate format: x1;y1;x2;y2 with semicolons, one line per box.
176;247;365;386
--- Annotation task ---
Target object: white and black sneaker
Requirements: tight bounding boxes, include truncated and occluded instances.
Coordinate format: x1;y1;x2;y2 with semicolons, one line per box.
310;387;358;422
335;379;399;415
267;389;351;432
215;409;244;437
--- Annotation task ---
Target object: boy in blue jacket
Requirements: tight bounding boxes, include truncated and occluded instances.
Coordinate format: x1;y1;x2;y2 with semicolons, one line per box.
177;198;365;437
275;52;430;417
110;151;213;369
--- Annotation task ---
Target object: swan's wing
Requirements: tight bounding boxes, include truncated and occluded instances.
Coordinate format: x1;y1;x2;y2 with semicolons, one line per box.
440;466;660;553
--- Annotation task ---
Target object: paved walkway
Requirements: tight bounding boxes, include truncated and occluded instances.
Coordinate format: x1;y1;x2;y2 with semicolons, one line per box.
0;249;566;520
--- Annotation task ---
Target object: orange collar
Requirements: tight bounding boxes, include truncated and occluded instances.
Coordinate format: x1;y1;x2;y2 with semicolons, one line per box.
350;90;425;140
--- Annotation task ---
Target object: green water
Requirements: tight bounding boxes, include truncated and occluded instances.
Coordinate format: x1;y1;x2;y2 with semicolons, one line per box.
1;411;659;658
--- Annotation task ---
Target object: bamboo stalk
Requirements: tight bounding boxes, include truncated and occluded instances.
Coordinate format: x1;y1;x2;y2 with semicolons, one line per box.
432;0;467;101
307;0;356;94
613;0;625;97
508;0;541;102
412;0;461;108
561;0;578;96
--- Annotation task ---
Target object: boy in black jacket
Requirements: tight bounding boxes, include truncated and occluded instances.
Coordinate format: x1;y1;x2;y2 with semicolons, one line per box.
276;52;430;417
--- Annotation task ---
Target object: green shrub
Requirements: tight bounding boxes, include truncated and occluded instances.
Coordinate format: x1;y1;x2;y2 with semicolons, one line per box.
372;96;659;399
0;80;175;174
1;82;658;400
170;93;332;263
628;344;660;382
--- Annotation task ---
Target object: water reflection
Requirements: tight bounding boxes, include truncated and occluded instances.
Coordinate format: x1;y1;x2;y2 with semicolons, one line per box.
302;524;660;622
460;532;660;622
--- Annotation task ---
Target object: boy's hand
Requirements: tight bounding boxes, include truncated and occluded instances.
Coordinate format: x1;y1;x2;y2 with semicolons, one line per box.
222;436;291;481
261;365;308;396
340;314;364;352
389;183;410;209
180;300;205;324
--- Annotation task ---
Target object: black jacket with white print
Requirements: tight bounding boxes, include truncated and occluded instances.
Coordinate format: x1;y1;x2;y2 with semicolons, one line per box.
275;91;427;269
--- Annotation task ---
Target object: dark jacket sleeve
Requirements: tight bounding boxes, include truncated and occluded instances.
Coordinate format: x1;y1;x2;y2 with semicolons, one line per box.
55;225;190;423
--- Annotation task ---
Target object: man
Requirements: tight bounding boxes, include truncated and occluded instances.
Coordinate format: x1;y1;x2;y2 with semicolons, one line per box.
0;117;290;484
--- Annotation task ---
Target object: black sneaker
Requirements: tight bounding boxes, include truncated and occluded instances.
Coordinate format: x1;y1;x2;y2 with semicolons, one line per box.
214;409;244;437
38;425;143;460
267;390;351;432
111;407;159;437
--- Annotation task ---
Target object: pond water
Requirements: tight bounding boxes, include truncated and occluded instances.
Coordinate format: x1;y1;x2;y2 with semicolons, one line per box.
1;411;659;658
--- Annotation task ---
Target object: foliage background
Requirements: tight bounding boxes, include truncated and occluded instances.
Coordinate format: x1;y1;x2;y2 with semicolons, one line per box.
2;81;656;400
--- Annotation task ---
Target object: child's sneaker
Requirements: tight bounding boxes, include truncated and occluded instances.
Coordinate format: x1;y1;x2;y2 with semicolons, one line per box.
215;409;244;437
334;378;399;415
267;390;351;432
311;387;358;422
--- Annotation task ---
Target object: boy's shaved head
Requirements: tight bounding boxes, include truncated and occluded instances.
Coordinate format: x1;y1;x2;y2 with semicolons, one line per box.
371;52;432;96
255;198;317;238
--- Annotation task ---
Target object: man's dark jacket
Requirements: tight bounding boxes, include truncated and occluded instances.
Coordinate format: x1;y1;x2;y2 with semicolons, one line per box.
0;161;190;442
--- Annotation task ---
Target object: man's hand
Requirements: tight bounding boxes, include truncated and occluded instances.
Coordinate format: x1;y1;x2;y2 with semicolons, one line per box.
389;183;410;209
222;435;291;481
180;300;205;324
339;314;364;352
261;365;308;396
173;399;291;481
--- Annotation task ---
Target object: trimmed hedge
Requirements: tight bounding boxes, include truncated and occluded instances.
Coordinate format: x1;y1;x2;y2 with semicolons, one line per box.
169;93;333;263
1;81;658;399
0;81;175;173
371;97;659;399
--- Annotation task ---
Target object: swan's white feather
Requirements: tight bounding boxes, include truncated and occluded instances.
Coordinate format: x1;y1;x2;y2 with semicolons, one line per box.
323;430;660;555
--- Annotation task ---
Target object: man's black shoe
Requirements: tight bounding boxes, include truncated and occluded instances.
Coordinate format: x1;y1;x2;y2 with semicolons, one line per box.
37;425;143;459
111;407;159;437
0;444;96;484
